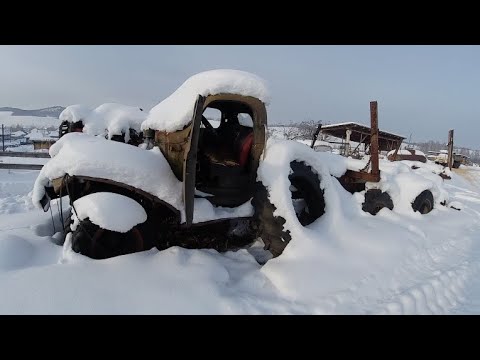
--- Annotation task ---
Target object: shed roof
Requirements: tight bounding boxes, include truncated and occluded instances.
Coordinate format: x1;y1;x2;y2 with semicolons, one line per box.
321;122;405;151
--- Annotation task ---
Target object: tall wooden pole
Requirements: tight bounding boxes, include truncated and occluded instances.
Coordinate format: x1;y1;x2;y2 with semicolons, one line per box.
448;129;454;170
370;101;380;181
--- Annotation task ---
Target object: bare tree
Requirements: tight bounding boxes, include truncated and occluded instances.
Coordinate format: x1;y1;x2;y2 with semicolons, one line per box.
281;120;320;141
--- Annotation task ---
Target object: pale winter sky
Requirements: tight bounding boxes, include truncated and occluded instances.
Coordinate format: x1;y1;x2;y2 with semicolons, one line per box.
0;45;479;148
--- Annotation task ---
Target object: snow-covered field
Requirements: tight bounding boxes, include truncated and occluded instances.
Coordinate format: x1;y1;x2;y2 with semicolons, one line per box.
1;161;480;314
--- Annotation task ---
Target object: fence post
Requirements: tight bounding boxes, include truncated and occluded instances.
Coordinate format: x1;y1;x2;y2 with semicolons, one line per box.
448;129;454;170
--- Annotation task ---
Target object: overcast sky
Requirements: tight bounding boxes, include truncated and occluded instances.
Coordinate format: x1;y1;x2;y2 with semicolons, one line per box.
0;45;478;148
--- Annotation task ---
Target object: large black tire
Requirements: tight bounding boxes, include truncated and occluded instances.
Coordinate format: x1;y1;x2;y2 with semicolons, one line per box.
253;161;325;257
412;190;434;214
71;218;152;259
362;189;394;215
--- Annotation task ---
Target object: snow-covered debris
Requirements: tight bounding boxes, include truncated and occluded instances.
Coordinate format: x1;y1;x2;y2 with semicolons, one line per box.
345;157;450;212
32;133;182;211
387;149;426;157
72;193;147;233
59;104;92;124
60;103;147;142
84;103;146;142
142;69;270;133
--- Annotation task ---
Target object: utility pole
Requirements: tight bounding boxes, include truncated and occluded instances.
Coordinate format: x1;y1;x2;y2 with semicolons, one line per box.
447;129;454;170
2;124;4;152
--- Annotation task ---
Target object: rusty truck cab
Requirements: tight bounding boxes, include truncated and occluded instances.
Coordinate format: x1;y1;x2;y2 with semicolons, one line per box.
151;93;267;225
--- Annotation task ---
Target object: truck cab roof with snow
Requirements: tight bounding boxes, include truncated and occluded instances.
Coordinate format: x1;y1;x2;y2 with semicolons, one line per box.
141;69;270;133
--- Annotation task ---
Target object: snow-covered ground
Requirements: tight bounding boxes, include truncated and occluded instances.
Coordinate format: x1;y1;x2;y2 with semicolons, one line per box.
1;160;480;314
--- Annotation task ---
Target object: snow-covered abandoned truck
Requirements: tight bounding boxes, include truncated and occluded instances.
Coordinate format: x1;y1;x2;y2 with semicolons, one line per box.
32;70;448;261
58;103;146;146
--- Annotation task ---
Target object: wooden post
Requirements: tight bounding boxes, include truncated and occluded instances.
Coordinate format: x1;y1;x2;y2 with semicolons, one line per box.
447;129;454;170
370;101;380;181
345;129;352;156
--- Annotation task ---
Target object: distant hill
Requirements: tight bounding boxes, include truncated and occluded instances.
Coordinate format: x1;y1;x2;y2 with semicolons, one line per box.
0;106;65;118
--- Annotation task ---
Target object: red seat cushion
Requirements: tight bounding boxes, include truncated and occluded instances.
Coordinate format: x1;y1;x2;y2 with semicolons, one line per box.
238;132;254;167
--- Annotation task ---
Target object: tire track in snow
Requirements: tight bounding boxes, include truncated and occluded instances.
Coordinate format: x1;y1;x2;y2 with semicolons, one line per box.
371;169;480;315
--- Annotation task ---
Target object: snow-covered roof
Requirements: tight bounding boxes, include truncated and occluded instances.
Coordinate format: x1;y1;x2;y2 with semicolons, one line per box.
142;69;270;132
10;130;26;137
25;129;54;142
321;122;405;140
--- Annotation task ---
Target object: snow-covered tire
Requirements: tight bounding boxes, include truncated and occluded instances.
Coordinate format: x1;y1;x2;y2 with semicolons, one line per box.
362;189;394;215
71;218;148;259
253;161;325;257
412;190;434;214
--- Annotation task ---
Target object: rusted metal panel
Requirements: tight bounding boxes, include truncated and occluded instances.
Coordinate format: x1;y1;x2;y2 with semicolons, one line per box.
155;126;191;181
343;170;381;183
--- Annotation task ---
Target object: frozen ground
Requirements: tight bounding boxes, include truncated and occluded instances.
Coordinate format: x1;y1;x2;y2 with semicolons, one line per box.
0;163;480;314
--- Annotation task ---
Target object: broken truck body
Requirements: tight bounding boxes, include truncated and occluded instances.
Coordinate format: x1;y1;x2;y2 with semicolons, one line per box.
33;70;441;260
58;103;145;146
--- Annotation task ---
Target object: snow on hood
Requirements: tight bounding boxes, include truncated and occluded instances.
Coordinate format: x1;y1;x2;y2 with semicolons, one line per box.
60;103;147;142
32;133;183;210
142;69;270;133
